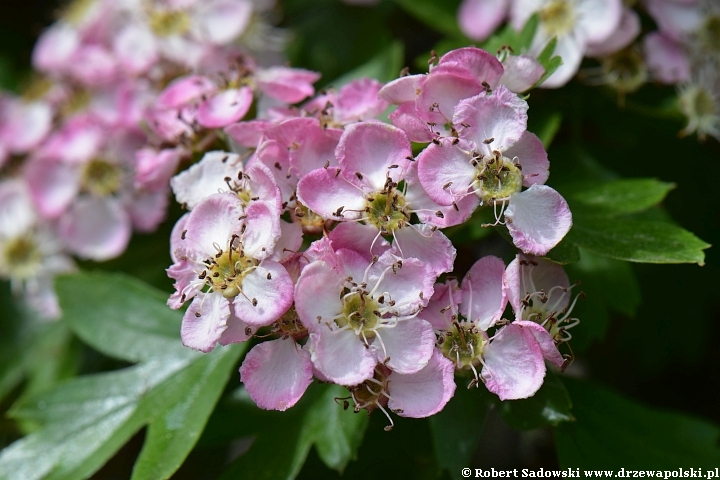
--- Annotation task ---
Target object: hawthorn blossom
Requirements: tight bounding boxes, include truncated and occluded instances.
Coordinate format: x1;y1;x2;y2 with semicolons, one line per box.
511;0;623;87
168;193;293;352
457;0;510;41
379;47;504;142
504;253;581;343
426;256;564;400
342;350;456;430
416;85;572;256
294;248;436;386
0;180;75;319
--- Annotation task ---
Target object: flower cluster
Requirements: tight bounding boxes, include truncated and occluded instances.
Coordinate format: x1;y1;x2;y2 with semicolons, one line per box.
165;45;577;426
0;0;312;317
455;0;720;140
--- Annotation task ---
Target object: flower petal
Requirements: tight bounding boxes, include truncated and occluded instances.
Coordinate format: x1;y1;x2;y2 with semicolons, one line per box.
308;329;376;386
181;291;230;353
240;338;313;411
233;260;294;327
460;255;507;330
387;349;456;418
482;322;545;400
505;185;572;256
375;319;435;374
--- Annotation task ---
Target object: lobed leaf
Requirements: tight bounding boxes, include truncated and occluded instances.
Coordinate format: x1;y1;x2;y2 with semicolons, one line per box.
555;378;720;468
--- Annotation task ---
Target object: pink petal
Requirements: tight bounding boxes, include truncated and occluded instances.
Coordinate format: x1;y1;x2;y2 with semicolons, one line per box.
24;156;80;219
505;185;572;256
500;55;546;93
375;319;436;374
328;222;390;260
182;193;244;260
334;78;389;123
644;0;701;41
197;87;253;128
388;349;456;418
181;291;230;353
387;102;436;143
438;47;505;88
59;196;131;261
308;329;376;386
482;322;546;400
233;260;293;327
241;200;281;260
240;338;313;411
458;0;509;41
422;280;461;330
113;24;158;74
337;122;412;191
194;0;252;44
392;224;456;276
171;151;242;209
32;23;79;73
255;67;321;104
378;75;424;104
135;147;184;192
294;260;344;332
129;190;168;232
416;139;477;206
219;310;255;345
158;75;215;109
460;255;507;330
643;32;690;85
514;320;564;367
296;167;366;220
585;8;640;58
368;254;434;315
454;85;528;153
418;64;483;122
504;254;571;318
576;0;622;44
224;120;273;148
504;131;549;187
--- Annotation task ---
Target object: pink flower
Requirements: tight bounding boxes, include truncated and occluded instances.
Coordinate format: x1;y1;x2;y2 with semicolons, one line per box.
379;47;504;142
416;86;572;255
295;249;436;385
168;193;293;352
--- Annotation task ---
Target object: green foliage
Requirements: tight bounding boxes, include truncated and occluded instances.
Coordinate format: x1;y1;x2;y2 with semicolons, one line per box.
327;41;404;88
555;378;720;468
390;0;463;38
216;383;368;479
0;273;243;480
497;372;573;430
429;383;492;480
566;249;640;351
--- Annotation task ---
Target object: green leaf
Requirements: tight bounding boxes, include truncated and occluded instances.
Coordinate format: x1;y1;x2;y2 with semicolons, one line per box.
543;237;581;265
0;284;78;406
430;383;492;480
566;249;640;351
567;217;710;265
568;179;675;217
57;272;189;362
555;378;720;468
304;385;369;472
533;37;562;87
498;372;573;430
0;273;243;480
517;14;539;51
131;345;243;480
530;111;563;148
219;383;369;479
327;41;404;88
391;0;463;38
